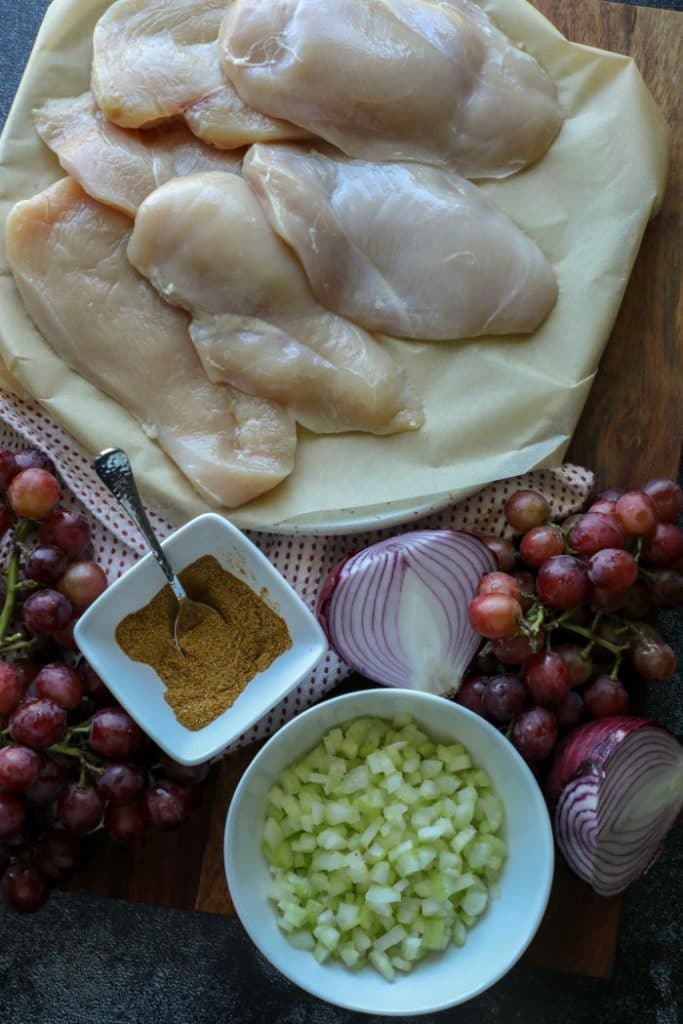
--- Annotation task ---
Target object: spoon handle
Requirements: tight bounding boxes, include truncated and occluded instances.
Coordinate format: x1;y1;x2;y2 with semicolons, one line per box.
94;448;185;601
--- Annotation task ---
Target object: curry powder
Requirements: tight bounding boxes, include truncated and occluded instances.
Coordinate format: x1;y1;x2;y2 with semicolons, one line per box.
115;554;292;731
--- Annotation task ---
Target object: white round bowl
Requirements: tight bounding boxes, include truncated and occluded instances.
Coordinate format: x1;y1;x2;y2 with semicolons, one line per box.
224;690;554;1016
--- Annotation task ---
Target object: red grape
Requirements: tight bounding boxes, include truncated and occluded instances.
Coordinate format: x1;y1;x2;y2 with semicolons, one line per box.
97;764;145;805
511;570;536;610
0;793;26;839
9;698;67;749
14;449;56;475
587;548;638;591
2;863;50;913
583;676;630;717
89;707;144;759
643;479;683;523
491;632;542;665
569;513;625;556
483;676;526;722
524;651;570;708
104;802;147;843
7;468;61;521
477;572;520;600
596;488;624;502
159;755;211;786
0;746;41;792
468;593;522;640
58;561;107;609
12;661;39;690
614;491;657;536
24;757;68;804
649;569;683;609
504;490;550;532
0;505;12;539
478;535;516;572
57;783;104;834
40;510;93;561
536;555;590;609
556;691;584;731
620;582;653;620
25;545;68;585
53;616;79;653
455;676;488;717
0;663;24;715
590;587;627;613
78;662;111;705
511;708;558;762
0;448;18;490
144;780;191;829
588;499;617;516
35;832;83;880
632;641;677;682
23;589;72;636
519;525;565;568
35;664;85;711
555;644;593;687
641;523;683;566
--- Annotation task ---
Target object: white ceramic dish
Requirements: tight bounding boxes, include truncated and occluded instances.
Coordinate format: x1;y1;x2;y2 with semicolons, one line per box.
74;513;327;765
224;689;554;1016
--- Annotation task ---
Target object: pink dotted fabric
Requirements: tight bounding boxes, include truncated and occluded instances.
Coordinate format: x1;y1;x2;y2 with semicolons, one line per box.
0;390;593;753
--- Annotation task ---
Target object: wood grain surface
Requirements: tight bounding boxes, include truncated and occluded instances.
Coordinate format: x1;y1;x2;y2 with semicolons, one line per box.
66;0;682;983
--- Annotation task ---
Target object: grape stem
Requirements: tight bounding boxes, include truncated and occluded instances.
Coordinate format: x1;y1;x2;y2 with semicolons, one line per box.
0;520;30;645
559;622;629;657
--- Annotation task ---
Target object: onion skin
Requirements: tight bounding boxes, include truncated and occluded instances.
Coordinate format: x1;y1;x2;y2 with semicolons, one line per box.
546;717;653;804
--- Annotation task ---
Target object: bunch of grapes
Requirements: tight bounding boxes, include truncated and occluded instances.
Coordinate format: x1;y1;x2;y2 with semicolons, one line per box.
460;480;683;765
0;446;210;914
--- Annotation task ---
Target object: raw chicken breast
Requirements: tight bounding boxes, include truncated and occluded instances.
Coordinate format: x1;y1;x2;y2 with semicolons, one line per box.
5;177;296;508
244;145;558;340
221;0;562;178
128;173;423;435
91;0;309;148
34;93;243;217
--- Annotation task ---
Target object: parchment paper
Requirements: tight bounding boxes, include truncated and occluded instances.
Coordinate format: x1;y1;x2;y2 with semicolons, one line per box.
0;0;670;532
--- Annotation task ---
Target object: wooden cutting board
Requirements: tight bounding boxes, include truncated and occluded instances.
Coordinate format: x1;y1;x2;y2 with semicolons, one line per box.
68;0;682;981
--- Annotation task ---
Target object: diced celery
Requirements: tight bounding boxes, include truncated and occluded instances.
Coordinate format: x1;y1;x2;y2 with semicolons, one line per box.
402;753;420;774
452;919;467;946
313;943;331;964
418;780;439;800
463;889;488;917
352;927;372;952
288;930;316;951
347;851;370;885
391;955;412;973
369;949;395;981
291;834;316;853
281;794;300;819
396;851;421;876
338;765;369;794
387;840;413;864
401;934;422;960
415;847;437;870
313;923;341;951
384;772;404;794
392;712;413;729
375;924;407;952
366;886;401;905
368;750;395;776
263;817;283;849
465;838;493;870
267;785;286;810
396;898;420;925
383;802;408;824
317;827;347;851
417;817;453;842
281;902;307;929
422;918;447;950
451;826;477;852
337;902;361;931
421;759;443;779
370;861;393;886
323;727;344;756
449;872;477;894
312;851;347;871
340;945;361;969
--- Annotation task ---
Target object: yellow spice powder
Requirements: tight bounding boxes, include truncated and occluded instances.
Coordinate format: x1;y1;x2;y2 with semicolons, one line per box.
116;554;292;730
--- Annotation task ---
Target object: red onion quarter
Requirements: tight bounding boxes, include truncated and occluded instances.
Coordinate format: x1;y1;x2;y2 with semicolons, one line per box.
547;718;683;897
317;530;495;694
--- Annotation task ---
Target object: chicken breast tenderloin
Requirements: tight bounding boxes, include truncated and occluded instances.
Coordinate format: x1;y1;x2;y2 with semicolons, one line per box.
34;93;244;217
127;173;424;436
221;0;562;178
5;178;296;508
91;0;310;148
244;145;558;340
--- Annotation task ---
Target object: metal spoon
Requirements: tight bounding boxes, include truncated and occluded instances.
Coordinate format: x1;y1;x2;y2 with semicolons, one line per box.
94;448;221;656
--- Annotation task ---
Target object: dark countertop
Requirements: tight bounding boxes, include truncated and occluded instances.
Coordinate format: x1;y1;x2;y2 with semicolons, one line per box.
0;1;681;1022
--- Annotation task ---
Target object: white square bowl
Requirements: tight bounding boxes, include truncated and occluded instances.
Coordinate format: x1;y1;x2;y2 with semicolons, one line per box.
74;513;327;765
225;689;554;1016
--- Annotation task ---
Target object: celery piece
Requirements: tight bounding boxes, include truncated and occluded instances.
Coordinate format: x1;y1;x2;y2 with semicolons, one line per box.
313;942;331;964
366;885;401;905
340;945;361;969
352;927;372;953
313;923;341;951
422;918;447;950
369;948;396;981
288;930;316;951
337;902;361;932
375;924;407;952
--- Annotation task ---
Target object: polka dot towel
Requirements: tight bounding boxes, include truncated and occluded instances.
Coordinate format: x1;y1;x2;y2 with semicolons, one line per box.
0;389;593;754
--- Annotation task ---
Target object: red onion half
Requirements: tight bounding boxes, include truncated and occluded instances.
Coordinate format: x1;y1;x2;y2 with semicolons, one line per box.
547;717;683;897
317;530;495;694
